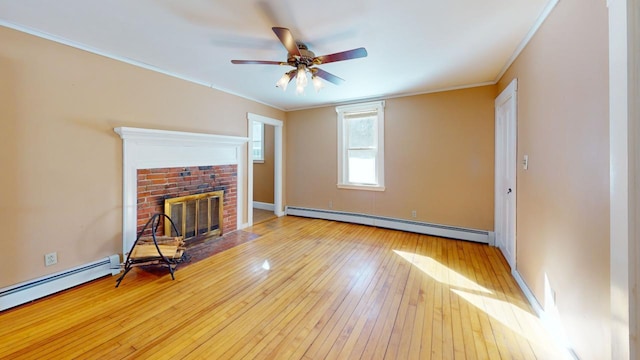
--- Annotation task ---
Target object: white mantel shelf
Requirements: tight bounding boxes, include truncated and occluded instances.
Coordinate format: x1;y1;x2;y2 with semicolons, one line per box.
114;127;249;254
114;127;249;145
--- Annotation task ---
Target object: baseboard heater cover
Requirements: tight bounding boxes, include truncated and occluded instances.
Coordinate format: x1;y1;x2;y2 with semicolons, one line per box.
0;254;120;311
285;207;492;244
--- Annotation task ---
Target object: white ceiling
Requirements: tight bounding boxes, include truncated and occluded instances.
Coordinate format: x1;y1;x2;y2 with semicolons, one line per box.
0;0;552;111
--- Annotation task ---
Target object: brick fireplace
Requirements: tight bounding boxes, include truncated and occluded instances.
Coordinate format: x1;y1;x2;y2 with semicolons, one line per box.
137;165;237;238
115;127;248;254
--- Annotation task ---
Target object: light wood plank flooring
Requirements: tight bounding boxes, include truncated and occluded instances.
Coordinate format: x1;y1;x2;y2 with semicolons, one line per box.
253;208;277;225
0;216;570;359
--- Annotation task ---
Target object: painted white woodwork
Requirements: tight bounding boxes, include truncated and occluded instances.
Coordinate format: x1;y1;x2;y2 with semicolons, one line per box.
246;113;284;227
336;100;386;191
512;269;576;358
608;0;638;358
114;127;249;254
495;0;560;81
253;201;275;211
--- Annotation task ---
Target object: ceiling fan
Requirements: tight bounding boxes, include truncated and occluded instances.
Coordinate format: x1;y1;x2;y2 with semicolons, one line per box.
231;27;367;94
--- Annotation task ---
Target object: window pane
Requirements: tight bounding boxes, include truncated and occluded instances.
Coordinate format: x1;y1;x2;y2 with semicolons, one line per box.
347;149;376;184
347;117;376;148
253;122;263;141
252;121;264;161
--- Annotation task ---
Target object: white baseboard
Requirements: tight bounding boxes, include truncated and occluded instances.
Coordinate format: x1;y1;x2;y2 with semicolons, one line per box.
0;255;121;311
512;269;579;359
512;269;544;315
285;206;491;244
253;201;275;211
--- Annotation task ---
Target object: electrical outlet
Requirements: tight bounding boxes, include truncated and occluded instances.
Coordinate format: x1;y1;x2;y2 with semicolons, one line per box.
411;210;417;218
45;252;57;266
329;201;333;209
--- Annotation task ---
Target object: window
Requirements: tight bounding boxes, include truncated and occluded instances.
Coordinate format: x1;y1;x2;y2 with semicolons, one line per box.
336;101;385;191
252;121;264;163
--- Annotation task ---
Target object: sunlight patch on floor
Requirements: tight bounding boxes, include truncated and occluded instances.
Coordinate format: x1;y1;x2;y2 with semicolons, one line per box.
393;250;492;294
452;289;573;359
394;249;574;359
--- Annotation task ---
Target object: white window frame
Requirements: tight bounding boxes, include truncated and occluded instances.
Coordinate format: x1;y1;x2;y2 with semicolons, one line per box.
252;120;265;163
336;100;385;191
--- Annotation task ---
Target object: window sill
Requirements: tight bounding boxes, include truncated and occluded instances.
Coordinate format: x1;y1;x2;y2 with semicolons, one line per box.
253;160;265;164
337;184;386;192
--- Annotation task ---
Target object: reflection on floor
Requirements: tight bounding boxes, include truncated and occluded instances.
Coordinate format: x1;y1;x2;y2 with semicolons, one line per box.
253;208;276;224
0;217;574;359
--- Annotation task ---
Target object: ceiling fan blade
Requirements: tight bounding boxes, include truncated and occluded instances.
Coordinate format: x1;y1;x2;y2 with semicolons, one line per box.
272;27;301;56
314;47;368;64
313;68;345;85
231;60;285;65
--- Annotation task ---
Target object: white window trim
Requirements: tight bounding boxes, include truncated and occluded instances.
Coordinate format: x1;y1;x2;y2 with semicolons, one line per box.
252;121;265;163
336;100;385;191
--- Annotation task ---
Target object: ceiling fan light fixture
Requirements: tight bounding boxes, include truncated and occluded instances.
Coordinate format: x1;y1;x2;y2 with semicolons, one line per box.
276;72;291;91
296;65;308;95
312;75;324;93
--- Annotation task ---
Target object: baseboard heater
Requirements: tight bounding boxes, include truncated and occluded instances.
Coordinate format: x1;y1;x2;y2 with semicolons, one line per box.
0;255;121;311
286;207;493;244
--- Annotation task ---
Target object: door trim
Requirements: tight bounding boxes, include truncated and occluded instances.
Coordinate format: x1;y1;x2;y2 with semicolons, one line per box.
247;113;284;227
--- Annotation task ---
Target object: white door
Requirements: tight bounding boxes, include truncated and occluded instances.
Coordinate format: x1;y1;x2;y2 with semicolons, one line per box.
495;79;517;269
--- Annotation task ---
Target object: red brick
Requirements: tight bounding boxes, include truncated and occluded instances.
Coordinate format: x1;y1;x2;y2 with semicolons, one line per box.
136;164;237;236
146;173;168;180
150;168;169;174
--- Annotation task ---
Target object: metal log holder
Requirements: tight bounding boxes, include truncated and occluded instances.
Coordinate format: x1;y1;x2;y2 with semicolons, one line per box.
115;213;183;288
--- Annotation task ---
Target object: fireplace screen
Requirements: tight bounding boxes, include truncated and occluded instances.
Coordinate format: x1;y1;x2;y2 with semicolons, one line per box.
164;191;223;240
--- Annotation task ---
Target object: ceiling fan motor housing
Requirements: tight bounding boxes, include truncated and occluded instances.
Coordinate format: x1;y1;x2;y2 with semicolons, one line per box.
288;43;316;67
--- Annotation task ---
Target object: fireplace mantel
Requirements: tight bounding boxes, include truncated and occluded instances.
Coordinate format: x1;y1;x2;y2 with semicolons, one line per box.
114;127;249;254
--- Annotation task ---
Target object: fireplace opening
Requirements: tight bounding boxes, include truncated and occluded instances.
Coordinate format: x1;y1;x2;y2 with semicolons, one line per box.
164;191;223;240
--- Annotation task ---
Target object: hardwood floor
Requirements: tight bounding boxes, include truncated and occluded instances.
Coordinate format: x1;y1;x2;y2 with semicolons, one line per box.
0;216;570;359
253;208;277;225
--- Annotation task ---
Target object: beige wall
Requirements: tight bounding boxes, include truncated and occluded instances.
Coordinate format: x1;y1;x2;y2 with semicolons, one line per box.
497;0;610;358
0;1;614;355
286;86;496;230
0;26;284;288
253;124;275;204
